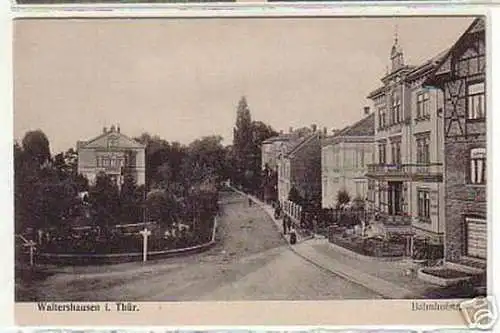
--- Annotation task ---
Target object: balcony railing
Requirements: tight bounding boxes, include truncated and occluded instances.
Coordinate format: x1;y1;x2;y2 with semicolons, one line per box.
366;163;443;181
379;213;412;226
96;166;122;174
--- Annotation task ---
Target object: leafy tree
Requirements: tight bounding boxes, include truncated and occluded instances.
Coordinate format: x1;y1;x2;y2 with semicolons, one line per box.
146;189;178;228
232;96;254;189
53;148;78;180
352;195;366;211
336;189;351;209
89;172;120;229
232;97;279;194
119;174;144;224
21;130;51;167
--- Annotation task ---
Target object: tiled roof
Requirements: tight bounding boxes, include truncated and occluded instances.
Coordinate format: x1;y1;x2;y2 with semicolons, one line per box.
334;113;375;137
284;132;318;157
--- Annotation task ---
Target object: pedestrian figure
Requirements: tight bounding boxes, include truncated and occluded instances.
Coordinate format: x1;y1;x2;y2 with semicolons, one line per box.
282;218;288;235
248;198;253;207
286;216;292;232
289;226;297;245
274;205;282;219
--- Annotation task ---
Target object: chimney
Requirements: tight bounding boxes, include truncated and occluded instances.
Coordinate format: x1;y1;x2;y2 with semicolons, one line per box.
323;127;327;136
289;127;294;134
364;106;370;115
117;124;121;133
311;124;317;132
279;130;284;135
103;126;108;134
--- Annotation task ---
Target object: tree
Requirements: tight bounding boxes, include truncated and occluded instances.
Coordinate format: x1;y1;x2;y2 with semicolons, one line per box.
352;195;365;211
336;189;351;209
232;96;254;189
120;174;143;224
231;97;279;194
146;189;177;228
21;130;51;167
288;186;303;205
53;148;78;180
89;172;120;229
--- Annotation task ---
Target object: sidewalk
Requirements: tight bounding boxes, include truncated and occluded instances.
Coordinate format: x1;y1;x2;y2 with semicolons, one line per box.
293;238;438;299
230;187;434;299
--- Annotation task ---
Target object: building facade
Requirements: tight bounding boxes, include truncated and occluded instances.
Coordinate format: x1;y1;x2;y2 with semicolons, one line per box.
261;134;294;171
425;18;486;265
277;130;322;208
365;35;447;240
322;111;375;209
77;125;146;187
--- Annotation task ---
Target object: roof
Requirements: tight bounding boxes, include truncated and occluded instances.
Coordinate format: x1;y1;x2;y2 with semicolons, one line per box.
406;47;450;81
78;128;145;150
262;133;294;144
425;17;484;85
284;132;319;158
334;113;375;138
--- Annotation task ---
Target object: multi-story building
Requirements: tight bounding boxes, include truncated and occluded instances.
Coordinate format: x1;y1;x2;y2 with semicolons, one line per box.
77;125;146;188
425;18;486;267
321;108;375;209
261;133;295;172
277;127;322;208
365;35;447;239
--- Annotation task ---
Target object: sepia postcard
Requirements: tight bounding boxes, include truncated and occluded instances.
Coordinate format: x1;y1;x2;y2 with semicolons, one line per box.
12;12;494;327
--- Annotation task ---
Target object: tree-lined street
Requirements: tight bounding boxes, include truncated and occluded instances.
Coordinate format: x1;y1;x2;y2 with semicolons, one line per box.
23;191;380;301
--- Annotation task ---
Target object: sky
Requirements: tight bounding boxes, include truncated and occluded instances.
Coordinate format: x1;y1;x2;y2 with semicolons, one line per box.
14;16;475;154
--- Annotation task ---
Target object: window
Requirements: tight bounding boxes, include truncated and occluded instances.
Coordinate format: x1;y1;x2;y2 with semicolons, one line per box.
388;181;403;215
467;82;485;120
391;94;401;124
417;189;431;221
378;143;386;164
391;141;401;165
416;136;430;164
416;92;430;119
470;148;486;184
378;107;387;128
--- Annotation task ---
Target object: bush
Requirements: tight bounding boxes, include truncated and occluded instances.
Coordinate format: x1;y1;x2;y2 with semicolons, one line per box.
412;239;444;261
38;218;215;255
328;232;405;257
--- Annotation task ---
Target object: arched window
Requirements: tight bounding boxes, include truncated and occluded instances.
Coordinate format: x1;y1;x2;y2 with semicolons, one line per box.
469;147;486;184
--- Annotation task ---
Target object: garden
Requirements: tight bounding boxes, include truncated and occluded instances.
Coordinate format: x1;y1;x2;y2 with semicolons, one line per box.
15;130;223;264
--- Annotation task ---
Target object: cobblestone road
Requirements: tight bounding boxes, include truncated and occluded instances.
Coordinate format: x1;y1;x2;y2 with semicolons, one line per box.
28;191;381;301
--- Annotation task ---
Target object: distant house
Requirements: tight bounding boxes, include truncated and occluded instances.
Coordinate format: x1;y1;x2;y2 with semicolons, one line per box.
77;125;146;188
277;125;322;208
322;108;375;209
425;18;486;267
261;133;296;172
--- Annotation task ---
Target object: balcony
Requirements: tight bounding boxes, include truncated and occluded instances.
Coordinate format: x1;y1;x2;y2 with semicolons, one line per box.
366;163;443;182
96;166;122;175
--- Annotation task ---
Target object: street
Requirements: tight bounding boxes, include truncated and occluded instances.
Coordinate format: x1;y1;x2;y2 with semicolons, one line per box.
24;191;381;301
